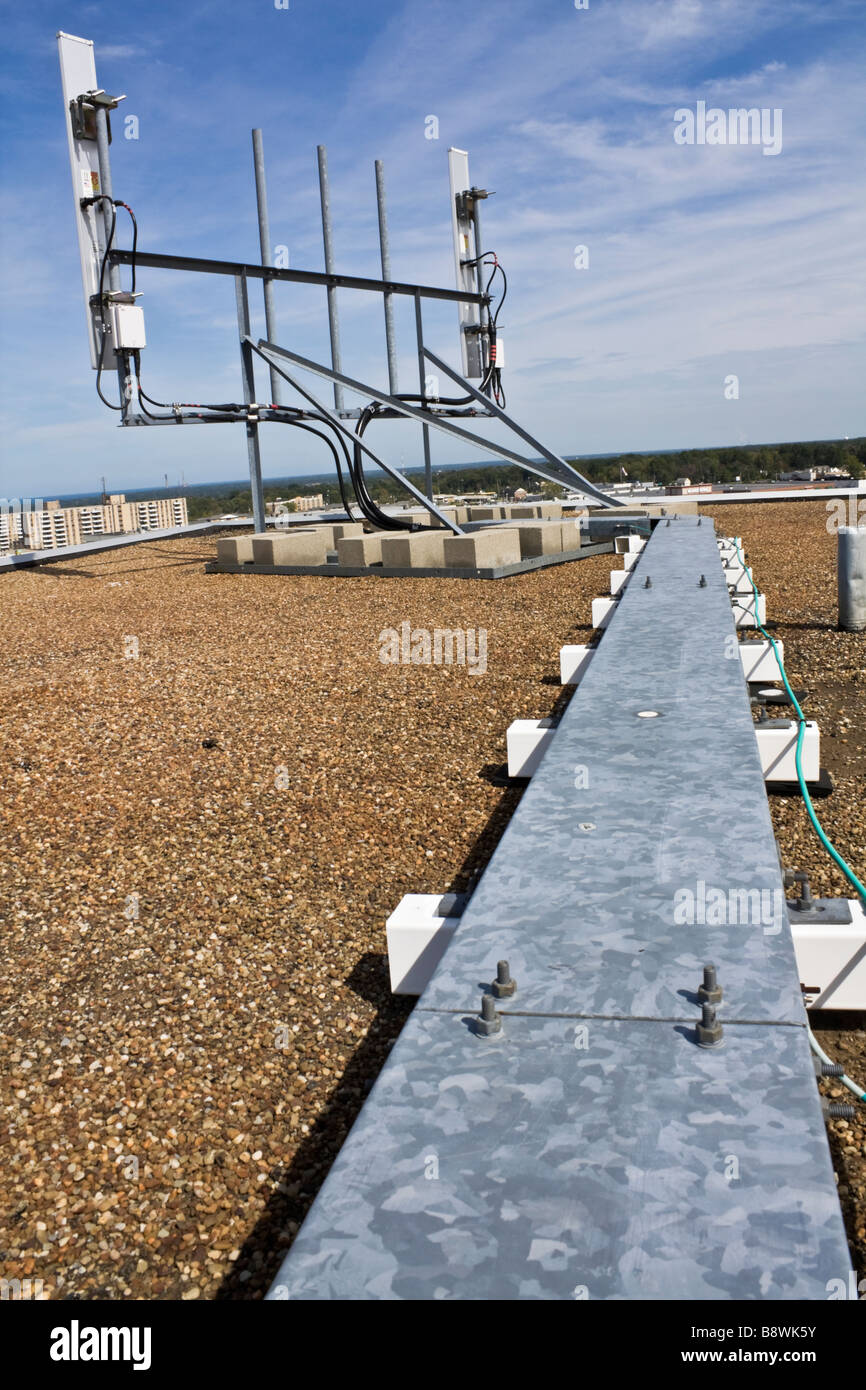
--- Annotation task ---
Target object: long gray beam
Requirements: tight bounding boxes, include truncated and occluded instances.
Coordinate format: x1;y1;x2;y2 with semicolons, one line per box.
267;517;851;1300
111;249;487;305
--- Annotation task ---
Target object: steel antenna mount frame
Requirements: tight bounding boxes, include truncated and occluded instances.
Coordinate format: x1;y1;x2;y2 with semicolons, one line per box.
60;34;623;523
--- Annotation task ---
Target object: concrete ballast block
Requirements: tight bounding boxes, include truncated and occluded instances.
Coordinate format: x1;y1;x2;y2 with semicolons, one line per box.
254;532;331;566
217;534;269;565
517;524;565;558
379;532;447;568
337;535;383;566
443;528;521;570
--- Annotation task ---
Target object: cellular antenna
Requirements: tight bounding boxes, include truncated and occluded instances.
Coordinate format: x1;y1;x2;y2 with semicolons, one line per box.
58;34;622;529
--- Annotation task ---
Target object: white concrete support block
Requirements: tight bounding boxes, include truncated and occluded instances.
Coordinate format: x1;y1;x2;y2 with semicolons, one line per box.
727;568;755;595
615;535;646;554
739;639;785;682
755;719;820;782
559;644;594;685
734;593;766;627
467;505;503;521
592;595;619;630
622;551;640;571
792;899;866;1010
537;501;563;519
610;569;630;595
506;718;556;777
386;894;465;995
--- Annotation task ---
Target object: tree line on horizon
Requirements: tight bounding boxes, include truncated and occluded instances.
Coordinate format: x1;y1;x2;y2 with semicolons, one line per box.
184;435;865;521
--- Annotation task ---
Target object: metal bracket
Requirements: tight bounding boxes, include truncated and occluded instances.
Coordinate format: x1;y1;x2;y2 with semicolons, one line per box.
788;898;854;925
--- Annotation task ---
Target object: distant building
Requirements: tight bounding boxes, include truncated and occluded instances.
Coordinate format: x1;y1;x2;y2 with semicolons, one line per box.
271;494;324;514
1;493;188;553
667;483;713;496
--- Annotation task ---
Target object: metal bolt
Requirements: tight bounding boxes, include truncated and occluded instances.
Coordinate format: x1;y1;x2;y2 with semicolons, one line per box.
666;519;671;527
696;1002;724;1048
491;959;516;999
697;963;723;1005
792;872;813;911
644;575;652;588
474;993;501;1037
824;1101;856;1120
697;517;702;526
699;575;707;587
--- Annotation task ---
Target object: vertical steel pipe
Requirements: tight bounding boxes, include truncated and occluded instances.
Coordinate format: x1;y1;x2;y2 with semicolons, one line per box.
838;525;866;631
93;104;129;409
414;293;433;501
252;129;283;404
235;275;266;533
317;145;345;412
375;160;399;396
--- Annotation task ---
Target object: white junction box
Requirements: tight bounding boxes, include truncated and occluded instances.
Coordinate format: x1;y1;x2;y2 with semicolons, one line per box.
739;639;785;683
507;718;556;777
108;300;146;350
559;644;594;685
592;596;619;630
615;535;646;554
792;899;866;1010
755;719;820;782
386;894;466;995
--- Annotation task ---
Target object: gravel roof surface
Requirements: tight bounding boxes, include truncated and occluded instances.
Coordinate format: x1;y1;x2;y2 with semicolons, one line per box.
1;501;862;1299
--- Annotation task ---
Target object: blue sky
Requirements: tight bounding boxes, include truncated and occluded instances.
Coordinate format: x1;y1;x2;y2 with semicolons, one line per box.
1;0;864;498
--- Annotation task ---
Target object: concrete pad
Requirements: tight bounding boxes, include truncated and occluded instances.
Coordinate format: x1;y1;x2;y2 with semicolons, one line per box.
337;535;384;566
468;506;502;521
217;533;270;565
379;532;447;568
443;527;521;569
509;505;541;519
537;502;563;519
254;532;331;566
428;507;458;529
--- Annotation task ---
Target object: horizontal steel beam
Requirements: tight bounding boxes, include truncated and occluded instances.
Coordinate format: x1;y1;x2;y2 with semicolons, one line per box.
111;249;487;305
